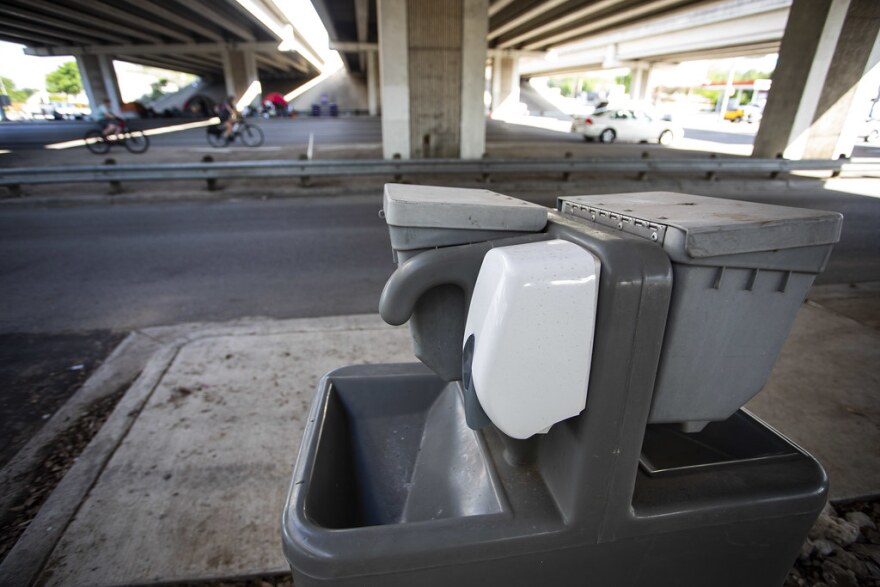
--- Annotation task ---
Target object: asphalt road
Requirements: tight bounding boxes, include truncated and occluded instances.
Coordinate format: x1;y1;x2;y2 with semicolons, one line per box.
0;117;583;150
3;116;878;158
2;187;878;336
0;197;397;334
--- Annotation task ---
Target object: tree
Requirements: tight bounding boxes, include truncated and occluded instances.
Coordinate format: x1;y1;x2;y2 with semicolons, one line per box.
0;76;36;103
614;73;631;93
707;67;773;84
45;62;82;96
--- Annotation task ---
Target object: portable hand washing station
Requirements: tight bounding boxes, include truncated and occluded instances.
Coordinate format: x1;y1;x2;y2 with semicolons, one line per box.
282;185;843;586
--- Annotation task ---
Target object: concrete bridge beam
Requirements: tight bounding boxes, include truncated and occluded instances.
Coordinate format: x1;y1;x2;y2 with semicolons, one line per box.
222;48;260;106
76;54;123;113
754;0;880;160
377;0;488;159
491;55;520;118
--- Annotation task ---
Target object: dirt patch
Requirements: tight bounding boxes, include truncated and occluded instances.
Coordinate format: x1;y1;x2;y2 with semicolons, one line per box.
0;386;127;564
169;573;292;587
0;330;126;468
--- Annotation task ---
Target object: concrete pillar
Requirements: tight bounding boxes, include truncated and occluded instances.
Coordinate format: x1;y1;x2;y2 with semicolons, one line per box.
222;48;260;104
377;0;488;159
77;54;121;111
460;0;489;159
802;0;880;159
367;49;380;116
630;63;657;103
491;55;520;119
97;55;122;112
378;0;410;158
753;0;880;159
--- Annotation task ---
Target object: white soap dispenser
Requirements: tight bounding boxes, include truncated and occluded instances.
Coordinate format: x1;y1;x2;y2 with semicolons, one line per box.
463;240;601;439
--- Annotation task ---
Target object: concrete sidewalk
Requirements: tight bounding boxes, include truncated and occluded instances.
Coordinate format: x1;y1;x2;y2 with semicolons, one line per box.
2;291;879;586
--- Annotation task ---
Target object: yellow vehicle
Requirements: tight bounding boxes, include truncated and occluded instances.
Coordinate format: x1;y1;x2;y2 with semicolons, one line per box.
724;105;763;123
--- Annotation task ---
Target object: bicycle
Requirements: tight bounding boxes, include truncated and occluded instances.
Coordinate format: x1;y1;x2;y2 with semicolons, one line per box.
84;120;149;154
206;121;264;148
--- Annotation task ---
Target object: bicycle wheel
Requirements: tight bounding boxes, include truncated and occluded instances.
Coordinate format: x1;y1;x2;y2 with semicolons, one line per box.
85;129;110;154
207;128;227;148
123;130;150;153
240;123;264;147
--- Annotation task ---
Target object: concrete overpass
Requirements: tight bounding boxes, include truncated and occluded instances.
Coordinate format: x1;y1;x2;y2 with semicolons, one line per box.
2;0;877;162
311;0;877;162
516;0;789;78
0;0;325;112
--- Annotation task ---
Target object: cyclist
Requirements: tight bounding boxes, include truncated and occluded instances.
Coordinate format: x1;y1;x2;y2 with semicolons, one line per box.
95;98;123;138
217;95;240;144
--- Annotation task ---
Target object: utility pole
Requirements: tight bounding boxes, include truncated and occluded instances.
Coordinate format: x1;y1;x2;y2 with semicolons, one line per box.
0;77;9;122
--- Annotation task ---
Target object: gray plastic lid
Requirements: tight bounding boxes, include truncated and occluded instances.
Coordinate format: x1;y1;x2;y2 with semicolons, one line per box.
559;192;842;258
384;184;547;231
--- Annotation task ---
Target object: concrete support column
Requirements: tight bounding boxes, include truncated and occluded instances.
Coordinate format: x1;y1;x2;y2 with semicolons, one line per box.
98;55;122;112
629;63;658;103
377;0;488;159
77;54;121;111
491;55;520;119
753;0;880;159
367;49;380;116
222;48;260;105
378;0;410;158
460;0;489;159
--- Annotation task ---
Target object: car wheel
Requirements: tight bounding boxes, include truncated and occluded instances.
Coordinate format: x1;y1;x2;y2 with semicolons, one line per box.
599;128;616;143
658;130;674;146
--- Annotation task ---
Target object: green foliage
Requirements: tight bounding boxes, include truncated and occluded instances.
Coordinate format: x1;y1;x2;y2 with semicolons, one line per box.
706;67;773;84
0;76;36;104
140;78;170;102
694;89;721;107
45;62;82;96
614;73;631;92
547;77;574;98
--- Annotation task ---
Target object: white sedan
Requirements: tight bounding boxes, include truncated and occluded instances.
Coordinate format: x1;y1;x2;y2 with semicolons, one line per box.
571;108;681;145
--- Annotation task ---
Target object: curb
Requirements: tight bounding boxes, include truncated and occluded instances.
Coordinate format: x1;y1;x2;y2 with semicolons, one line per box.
0;344;179;586
0;331;163;521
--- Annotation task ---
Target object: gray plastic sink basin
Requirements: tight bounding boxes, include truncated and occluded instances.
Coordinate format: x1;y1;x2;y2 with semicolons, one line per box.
301;364;504;529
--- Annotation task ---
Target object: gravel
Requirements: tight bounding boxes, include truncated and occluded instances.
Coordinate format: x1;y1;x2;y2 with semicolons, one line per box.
787;498;880;587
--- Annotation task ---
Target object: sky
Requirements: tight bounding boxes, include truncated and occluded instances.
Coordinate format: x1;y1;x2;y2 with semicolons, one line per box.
0;41;74;90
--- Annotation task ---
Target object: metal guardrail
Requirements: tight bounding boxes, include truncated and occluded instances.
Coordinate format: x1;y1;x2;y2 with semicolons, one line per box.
1;157;878;188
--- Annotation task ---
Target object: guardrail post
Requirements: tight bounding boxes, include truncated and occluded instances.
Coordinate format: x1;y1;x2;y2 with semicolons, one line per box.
770;153;784;179
637;151;650;181
393;153;403;183
481;153;491;183
298;154;311;186
562;152;572;182
201;155;218;191
831;154;847;178
705;153;717;182
105;158;122;194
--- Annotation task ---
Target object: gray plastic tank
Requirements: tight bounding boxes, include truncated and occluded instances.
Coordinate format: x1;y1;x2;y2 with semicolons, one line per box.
382;184;547;380
559;192;842;431
383;183;547;262
283;198;831;586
